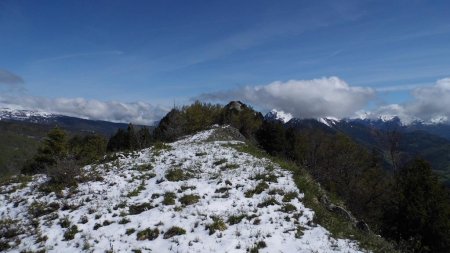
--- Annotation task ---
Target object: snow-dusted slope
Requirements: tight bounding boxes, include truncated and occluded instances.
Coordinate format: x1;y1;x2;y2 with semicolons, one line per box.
264;109;293;123
0;126;362;253
0;108;55;122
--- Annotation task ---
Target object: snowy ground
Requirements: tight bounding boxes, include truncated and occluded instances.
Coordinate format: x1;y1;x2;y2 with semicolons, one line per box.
0;126;363;253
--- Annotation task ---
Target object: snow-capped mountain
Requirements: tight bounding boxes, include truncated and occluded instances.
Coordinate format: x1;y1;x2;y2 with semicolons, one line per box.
0;108;56;123
0;108;144;136
264;109;293;123
0;126;363;252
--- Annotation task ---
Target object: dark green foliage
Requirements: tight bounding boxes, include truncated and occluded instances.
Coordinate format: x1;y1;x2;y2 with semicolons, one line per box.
163;226;186;239
136;228;159;241
257;197;279;208
227;214;246;225
154;109;186;142
153;101;262;142
162;192;176;205
206;217;227;235
282;191;298;202
256;120;286;155
68;134;107;164
280;203;297;213
165;168;190;181
107;124;152;152
245;182;269;197
128;203;153;215
219;101;263;139
63;225;79;241
382;159;450;252
21;127;68;174
154;101;222;142
249;241;267;253
178;194;200;206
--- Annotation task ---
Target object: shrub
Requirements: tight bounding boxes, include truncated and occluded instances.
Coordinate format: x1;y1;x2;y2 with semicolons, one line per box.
129;203;153;215
282;191;298;202
280;203;297;213
257;197;279;208
125;228;136;235
227;214;246;225
136;228;159;241
245;182;269;197
206;217;227;235
163;226;186;239
162;192;176;205
63;225;79;241
179;194;200;206
165;168;190;181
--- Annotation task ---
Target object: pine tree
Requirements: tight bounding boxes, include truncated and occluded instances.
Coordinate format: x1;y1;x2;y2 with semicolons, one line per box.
382;159;450;252
21;127;69;174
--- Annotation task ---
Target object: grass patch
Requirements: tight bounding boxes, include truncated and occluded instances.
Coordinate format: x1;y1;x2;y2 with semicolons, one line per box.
119;217;131;224
213;158;227;166
162;192;176;205
280;203;297;213
253;172;278;183
221;163;239;170
282;191;298;202
136;228;159;241
227;214;247;225
245;181;269;198
206;217;227;235
178;194;200;206
128;203;153;215
125;228;136;235
165;168;191;181
249;241;267;253
257;197;280;208
29;201;59;218
127;181;145;197
163;226;186;239
63;225;80;241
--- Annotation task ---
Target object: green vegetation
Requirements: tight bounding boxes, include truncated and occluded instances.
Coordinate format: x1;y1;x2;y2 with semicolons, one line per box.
206;217;227;235
249;241;267;253
178;194;200;206
128;203;153;215
245;181;269;198
107;124;152;152
63;225;79;241
227;214;247;225
136;228;159;241
162;192;176;205
165;168;191;181
163;226;186;239
282;191;298;202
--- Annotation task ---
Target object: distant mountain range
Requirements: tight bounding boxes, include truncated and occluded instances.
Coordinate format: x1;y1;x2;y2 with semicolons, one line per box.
265;109;450;186
0;108;152;136
0;108;153;177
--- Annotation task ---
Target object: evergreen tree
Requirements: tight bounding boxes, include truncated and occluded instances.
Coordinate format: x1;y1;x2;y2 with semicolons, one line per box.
382;159;450;252
256;120;286;156
22;127;68;174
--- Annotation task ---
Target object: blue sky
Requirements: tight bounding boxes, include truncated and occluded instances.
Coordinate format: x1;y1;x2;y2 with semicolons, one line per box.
1;0;450;124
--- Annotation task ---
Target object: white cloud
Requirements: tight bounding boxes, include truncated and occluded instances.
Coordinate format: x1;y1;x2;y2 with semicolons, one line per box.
200;76;375;118
369;78;450;124
0;95;168;125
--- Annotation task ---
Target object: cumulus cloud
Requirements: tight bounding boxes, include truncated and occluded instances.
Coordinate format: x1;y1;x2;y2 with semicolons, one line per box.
374;77;450;124
0;95;168;125
0;69;24;90
200;76;375;118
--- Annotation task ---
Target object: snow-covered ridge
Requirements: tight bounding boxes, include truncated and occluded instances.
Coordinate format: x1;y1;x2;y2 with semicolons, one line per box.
0;108;56;122
0;126;362;252
265;109;293;123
